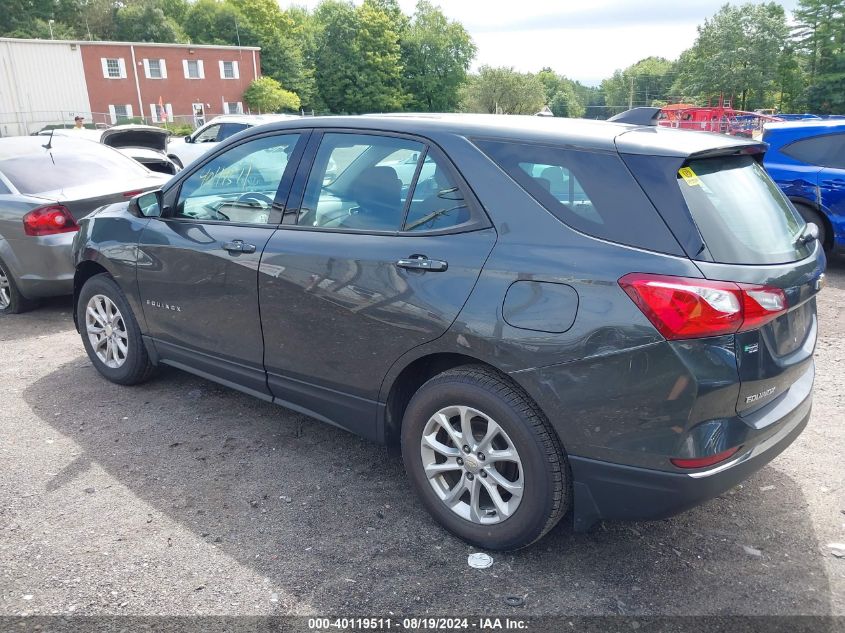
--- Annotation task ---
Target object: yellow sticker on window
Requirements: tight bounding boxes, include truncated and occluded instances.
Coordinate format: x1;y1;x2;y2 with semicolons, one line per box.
678;167;701;186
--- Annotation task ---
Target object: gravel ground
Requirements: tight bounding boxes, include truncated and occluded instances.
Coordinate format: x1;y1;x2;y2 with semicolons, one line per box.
1;258;843;618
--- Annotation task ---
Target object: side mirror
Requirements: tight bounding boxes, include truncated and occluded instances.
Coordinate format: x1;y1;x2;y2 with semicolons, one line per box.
184;135;192;143
129;190;163;218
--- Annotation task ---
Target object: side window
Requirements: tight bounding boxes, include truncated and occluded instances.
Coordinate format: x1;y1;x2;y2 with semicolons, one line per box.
403;153;472;232
0;178;10;194
475;139;680;254
297;133;424;231
175;133;300;225
194;124;221;143
782;134;845;169
218;123;250;141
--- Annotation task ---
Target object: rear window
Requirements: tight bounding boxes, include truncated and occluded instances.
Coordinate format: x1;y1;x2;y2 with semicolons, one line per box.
0;143;149;195
677;156;810;265
781;133;845;169
475;139;681;254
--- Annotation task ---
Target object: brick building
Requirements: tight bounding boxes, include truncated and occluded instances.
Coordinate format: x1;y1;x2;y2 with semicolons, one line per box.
0;37;261;136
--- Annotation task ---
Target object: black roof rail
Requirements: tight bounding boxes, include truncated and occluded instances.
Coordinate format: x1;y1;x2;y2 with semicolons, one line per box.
608;107;661;126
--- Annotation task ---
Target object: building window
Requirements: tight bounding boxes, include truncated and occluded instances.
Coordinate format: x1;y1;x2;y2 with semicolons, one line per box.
220;60;239;79
108;104;133;124
183;59;204;79
144;58;167;79
101;57;126;79
149;103;173;123
224;102;243;114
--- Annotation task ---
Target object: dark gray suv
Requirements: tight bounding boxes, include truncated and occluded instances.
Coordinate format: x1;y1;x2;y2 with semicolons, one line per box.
71;114;824;550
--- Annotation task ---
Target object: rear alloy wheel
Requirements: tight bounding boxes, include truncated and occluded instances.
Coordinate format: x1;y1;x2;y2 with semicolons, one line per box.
420;405;524;524
0;259;35;315
402;365;570;550
78;274;155;385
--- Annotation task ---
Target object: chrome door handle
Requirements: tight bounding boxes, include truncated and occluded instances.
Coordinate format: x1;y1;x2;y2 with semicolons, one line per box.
223;240;256;254
396;255;448;272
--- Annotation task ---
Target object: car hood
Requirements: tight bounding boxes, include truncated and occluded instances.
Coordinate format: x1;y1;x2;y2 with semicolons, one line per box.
101;126;169;152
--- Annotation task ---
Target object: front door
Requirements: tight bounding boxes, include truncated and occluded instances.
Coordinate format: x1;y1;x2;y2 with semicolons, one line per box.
259;131;496;438
137;131;306;398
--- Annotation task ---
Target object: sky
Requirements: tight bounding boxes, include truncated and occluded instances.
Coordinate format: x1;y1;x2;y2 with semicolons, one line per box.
280;0;800;85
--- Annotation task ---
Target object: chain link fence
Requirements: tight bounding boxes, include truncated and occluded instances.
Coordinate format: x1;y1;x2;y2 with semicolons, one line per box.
0;110;204;137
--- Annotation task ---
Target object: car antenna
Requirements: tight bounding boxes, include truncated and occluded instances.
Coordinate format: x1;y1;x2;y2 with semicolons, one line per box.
42;128;55;150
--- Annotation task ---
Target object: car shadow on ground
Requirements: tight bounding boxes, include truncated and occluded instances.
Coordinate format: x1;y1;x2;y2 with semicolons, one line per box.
23;356;833;616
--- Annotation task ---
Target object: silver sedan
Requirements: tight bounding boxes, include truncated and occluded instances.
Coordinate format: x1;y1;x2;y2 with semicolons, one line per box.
0;135;169;314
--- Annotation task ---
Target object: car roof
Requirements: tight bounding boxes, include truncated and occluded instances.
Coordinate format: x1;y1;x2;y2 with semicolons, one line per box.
205;114;301;126
764;119;845;134
248;113;765;158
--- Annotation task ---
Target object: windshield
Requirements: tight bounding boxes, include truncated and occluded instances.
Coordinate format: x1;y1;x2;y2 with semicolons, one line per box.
677;156;811;265
0;143;150;195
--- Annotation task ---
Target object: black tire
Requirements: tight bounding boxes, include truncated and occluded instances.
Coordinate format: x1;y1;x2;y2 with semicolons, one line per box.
794;202;829;251
77;273;155;385
0;257;36;315
401;365;570;550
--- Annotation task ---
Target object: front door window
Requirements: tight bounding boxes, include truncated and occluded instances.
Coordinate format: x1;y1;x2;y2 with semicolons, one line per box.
175;134;301;225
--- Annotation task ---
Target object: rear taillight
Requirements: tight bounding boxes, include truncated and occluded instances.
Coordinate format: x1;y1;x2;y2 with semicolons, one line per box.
619;273;788;340
671;446;741;469
22;205;79;236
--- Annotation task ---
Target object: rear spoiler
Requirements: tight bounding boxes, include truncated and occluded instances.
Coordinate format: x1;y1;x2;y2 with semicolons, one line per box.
608;107;661;126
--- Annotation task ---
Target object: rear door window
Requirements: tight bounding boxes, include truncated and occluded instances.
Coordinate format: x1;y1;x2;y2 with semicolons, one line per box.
677;156;811;264
475;139;680;254
781;133;845;169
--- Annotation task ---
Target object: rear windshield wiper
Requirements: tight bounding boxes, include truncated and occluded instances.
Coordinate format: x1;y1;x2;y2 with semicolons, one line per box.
794;222;819;246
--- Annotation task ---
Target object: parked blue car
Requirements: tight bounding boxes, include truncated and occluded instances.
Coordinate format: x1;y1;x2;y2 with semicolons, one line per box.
763;120;845;252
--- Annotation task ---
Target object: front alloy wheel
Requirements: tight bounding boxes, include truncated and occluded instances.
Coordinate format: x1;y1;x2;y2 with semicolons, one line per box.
421;405;524;525
85;294;129;368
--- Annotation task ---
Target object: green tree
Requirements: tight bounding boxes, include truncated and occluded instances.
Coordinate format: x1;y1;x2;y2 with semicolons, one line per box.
792;0;845;112
243;76;300;112
114;2;188;43
401;0;475;111
549;85;585;118
312;0;360;113
183;0;243;45
312;0;406;113
460;66;546;115
672;3;793;110
601;56;675;114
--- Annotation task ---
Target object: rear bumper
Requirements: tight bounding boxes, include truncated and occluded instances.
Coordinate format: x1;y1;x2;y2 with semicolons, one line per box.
0;233;75;299
570;384;812;531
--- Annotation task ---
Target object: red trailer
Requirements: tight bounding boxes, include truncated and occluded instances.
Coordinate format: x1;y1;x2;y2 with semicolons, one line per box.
657;97;782;138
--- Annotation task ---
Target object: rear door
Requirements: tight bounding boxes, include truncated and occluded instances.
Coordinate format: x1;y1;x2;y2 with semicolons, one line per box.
137;131;307;399
674;155;824;416
258;130;496;439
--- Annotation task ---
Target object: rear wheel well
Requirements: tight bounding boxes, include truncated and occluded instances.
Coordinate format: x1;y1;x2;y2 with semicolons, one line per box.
384;354;535;450
73;261;109;325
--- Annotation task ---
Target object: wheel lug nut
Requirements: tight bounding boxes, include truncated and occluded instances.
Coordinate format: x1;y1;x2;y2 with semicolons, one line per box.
456;457;463;466
466;473;474;481
462;445;470;454
478;452;485;461
480;471;487;478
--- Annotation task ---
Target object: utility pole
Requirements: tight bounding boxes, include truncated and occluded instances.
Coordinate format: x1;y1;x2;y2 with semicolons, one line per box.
48;19;54;40
628;76;634;110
